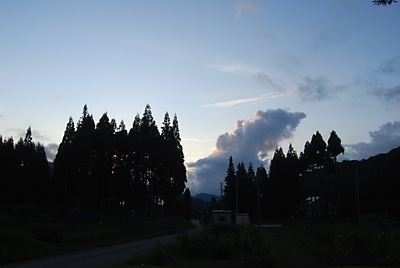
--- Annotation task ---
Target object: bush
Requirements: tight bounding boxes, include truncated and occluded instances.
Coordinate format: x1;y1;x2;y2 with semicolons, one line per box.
179;224;243;259
127;242;177;266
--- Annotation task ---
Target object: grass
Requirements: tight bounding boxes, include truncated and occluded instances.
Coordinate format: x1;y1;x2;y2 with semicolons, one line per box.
0;203;193;265
258;220;400;267
124;224;270;268
116;219;400;268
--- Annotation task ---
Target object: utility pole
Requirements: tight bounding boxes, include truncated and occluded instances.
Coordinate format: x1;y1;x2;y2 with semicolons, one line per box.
235;174;239;213
220;182;223;200
355;166;360;223
257;168;261;227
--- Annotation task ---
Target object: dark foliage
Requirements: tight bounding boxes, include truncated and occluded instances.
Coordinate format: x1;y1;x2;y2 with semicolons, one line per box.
0;104;187;217
0;128;50;205
373;0;397;5
222;129;400;221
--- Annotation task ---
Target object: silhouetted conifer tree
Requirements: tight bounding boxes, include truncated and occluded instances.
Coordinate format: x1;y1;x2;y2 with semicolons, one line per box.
54;117;76;207
224;156;236;211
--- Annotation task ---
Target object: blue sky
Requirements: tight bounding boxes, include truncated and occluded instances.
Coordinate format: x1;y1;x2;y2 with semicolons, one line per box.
1;1;399;195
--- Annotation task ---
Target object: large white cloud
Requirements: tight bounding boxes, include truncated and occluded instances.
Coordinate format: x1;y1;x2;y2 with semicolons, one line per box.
344;121;400;160
187;109;306;195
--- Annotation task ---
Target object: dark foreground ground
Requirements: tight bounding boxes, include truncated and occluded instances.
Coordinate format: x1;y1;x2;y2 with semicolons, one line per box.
0;203;193;266
1;204;400;268
109;219;400;268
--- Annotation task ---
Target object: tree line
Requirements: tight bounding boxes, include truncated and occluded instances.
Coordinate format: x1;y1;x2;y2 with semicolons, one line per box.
0;104;188;217
0;127;50;205
223;131;349;220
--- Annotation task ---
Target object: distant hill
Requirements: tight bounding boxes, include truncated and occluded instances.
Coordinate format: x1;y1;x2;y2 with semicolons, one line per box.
193;193;221;202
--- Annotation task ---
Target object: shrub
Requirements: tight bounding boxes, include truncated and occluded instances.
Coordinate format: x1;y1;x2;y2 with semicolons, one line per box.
127;242;176;266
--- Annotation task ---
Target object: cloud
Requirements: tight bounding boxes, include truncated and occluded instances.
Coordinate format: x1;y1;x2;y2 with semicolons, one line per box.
344;121;400;160
53;96;64;101
311;23;348;51
44;143;58;162
235;1;259;18
209;63;349;102
377;56;400;75
294;76;347;101
208;63;259;75
377;85;400;101
205;92;290;108
255;73;283;91
187;109;306;194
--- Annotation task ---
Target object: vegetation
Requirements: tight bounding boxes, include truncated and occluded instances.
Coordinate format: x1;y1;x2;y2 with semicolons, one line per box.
126;224;268;267
1;104;400;266
121;220;400;268
0;104;188;217
0;203;192;264
223;130;400;222
373;0;398;5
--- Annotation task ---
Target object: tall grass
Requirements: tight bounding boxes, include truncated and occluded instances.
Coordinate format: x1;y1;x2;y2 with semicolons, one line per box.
127;224;271;266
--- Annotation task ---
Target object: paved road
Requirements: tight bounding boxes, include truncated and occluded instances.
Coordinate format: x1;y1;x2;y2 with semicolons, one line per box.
2;221;201;268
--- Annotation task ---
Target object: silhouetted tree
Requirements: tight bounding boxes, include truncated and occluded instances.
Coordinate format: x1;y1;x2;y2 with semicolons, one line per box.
244;162;257;216
93;112;115;209
113;120;131;210
0;137;18;203
182;188;192;217
256;165;268;220
4;127;50;205
171;114;187;201
54;117;76;207
51;104;187;216
373;0;397;5
327;130;345;165
236;162;247;213
224;156;236;211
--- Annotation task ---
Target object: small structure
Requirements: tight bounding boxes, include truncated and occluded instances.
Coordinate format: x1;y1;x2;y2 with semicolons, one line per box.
211;210;250;225
235;213;249;225
212;210;232;224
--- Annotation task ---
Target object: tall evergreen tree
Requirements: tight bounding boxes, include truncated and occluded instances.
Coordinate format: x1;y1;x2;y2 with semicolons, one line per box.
245;162;257;216
73;105;96;207
170;115;187;204
327;130;345;164
54;117;76;207
93;112;115;208
257;165;268;220
236;162;247;213
224;156;236;211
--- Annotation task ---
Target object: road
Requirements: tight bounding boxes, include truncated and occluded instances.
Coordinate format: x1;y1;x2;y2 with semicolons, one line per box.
2;221;201;268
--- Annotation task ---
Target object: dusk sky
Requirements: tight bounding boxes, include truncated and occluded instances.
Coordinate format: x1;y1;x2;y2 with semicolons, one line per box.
1;1;399;195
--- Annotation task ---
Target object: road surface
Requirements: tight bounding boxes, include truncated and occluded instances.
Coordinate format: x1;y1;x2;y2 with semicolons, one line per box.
2;220;201;268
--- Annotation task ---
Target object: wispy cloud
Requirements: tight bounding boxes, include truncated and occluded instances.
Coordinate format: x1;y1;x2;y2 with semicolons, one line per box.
377;85;400;101
235;0;260;18
53;95;64;101
377;56;400;75
205;92;290;108
208;62;286;92
208;63;259;75
209;63;348;102
294;76;348;101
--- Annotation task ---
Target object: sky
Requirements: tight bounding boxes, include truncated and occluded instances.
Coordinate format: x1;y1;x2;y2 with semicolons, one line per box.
1;1;399;195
